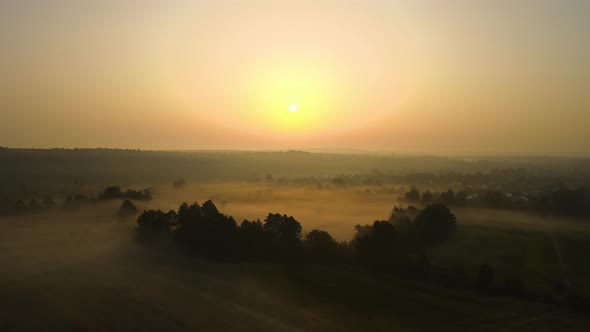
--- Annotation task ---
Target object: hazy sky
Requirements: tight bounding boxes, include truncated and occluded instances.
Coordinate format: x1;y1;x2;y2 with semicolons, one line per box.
1;0;589;154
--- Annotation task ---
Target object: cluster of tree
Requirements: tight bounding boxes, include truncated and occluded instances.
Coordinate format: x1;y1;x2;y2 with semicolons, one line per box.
134;200;590;307
65;193;95;205
98;186;152;201
138;201;307;262
172;180;187;189
0;196;56;215
401;186;590;217
403;188;468;206
136;200;457;272
539;187;588;217
64;186;152;208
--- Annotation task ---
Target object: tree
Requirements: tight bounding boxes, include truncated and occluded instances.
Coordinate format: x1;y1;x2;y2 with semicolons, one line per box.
137;209;175;240
353;220;398;268
483;190;505;209
125;188;152;201
550;186;587;216
101;186;123;199
304;230;340;263
263;213;302;242
404;188;420;202
439;189;455;205
389;206;413;225
455;191;468;206
421;190;433;203
119;199;138;217
414;204;457;245
263;213;303;261
174;200;238;258
238;219;266;261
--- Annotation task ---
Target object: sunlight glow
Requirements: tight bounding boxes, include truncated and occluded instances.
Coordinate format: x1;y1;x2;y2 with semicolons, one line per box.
289;104;297;112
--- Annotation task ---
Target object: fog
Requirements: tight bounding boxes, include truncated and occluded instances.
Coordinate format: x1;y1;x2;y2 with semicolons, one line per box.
2;150;590;331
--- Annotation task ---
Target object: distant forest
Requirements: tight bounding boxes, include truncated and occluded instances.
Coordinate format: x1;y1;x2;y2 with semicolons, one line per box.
1;148;589;218
1;148;590;190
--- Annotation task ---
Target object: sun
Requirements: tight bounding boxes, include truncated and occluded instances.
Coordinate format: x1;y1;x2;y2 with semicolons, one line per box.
289;104;297;112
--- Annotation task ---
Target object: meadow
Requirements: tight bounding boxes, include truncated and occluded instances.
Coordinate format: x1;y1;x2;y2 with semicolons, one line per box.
1;150;589;331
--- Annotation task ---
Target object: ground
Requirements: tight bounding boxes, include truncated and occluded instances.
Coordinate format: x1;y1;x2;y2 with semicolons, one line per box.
1;185;589;331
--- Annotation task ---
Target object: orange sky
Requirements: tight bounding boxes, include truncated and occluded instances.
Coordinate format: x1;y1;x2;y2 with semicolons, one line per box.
1;1;589;154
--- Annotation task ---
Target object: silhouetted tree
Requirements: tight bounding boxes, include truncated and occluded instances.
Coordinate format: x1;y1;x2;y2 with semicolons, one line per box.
304;229;340;263
125;188;152;200
65;193;94;207
99;186;152;201
137;209;176;240
263;213;303;261
404;188;420;202
119;199;138;217
174;200;238;258
550;187;587;216
101;186;123;199
439;189;455;205
414;204;457;246
238;219;266;261
421;190;433;203
406;205;419;215
455;190;468;206
389;206;419;251
483;190;505;209
353;220;398;269
389;206;413;225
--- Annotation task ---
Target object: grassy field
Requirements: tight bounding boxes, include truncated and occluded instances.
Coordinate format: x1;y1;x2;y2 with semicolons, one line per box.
1;210;588;332
1;184;589;331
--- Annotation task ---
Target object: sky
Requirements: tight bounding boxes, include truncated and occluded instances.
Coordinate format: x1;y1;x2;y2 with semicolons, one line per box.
1;0;589;155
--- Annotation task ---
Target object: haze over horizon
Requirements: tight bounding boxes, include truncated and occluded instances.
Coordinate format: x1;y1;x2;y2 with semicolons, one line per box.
2;0;589;155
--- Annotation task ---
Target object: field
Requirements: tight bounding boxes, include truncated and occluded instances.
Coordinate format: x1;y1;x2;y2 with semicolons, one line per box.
2;180;589;331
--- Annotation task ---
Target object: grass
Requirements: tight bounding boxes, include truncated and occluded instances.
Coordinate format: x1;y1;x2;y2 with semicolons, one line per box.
430;224;590;296
1;194;590;331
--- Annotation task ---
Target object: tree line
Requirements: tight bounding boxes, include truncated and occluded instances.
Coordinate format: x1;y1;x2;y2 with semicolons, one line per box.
136;200;456;269
0;186;152;215
401;186;590;217
134;200;589;308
